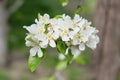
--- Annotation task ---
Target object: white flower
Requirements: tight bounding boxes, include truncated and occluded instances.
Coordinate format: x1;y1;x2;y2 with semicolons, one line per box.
24;24;45;35
36;31;58;48
25;34;45;57
65;42;81;58
86;35;99;49
57;19;71;41
71;14;82;32
65;46;81;59
35;13;50;25
24;24;39;34
71;47;81;58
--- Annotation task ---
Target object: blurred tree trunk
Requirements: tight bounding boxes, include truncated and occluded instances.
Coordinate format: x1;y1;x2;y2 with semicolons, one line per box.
92;0;120;80
0;0;8;66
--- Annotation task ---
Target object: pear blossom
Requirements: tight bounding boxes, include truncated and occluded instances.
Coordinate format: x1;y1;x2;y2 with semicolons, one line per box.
24;13;99;60
25;34;45;57
37;31;58;48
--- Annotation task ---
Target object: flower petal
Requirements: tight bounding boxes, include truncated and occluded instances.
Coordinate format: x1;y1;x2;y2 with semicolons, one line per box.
79;43;85;51
36;34;46;41
71;47;80;58
30;47;38;56
24;24;38;34
49;39;56;48
65;48;69;55
37;48;43;57
40;39;48;48
62;35;69;41
26;41;34;47
86;35;99;49
53;32;59;40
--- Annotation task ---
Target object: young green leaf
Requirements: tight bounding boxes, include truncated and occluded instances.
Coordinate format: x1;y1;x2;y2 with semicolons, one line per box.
59;0;70;6
28;48;46;72
75;7;83;14
56;39;67;54
66;49;73;65
54;15;63;19
38;13;41;19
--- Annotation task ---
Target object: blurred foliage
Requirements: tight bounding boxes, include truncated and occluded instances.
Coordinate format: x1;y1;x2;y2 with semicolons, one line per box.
0;69;11;80
76;48;92;65
67;66;82;80
21;76;32;80
56;61;67;70
75;0;96;20
5;0;15;8
117;72;120;80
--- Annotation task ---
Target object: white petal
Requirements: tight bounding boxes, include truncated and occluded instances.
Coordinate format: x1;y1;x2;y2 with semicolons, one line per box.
35;19;38;23
74;14;82;22
62;35;69;41
30;47;38;56
25;41;34;47
44;14;50;19
79;43;85;51
53;32;59;40
87;42;96;49
71;47;80;58
24;24;38;34
95;36;100;43
65;48;69;55
37;48;43;57
72;37;79;45
40;39;48;48
36;34;46;41
69;31;74;39
86;35;99;49
49;39;56;48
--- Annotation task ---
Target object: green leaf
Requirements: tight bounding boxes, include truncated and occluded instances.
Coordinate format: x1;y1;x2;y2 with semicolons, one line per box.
56;38;67;54
66;49;73;65
54;15;63;19
59;0;70;6
28;48;46;72
75;7;83;14
38;13;41;19
56;61;67;70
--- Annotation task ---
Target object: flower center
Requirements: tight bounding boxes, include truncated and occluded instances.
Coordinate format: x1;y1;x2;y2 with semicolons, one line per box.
82;24;87;30
48;23;54;30
62;29;69;36
43;18;49;24
46;33;53;40
76;33;82;41
39;28;45;34
72;22;77;27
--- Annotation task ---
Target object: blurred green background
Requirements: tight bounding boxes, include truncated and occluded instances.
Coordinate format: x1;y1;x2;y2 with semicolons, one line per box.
0;0;98;80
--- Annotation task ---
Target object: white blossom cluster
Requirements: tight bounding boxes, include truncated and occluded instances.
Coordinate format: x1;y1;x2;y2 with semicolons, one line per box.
24;14;99;59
